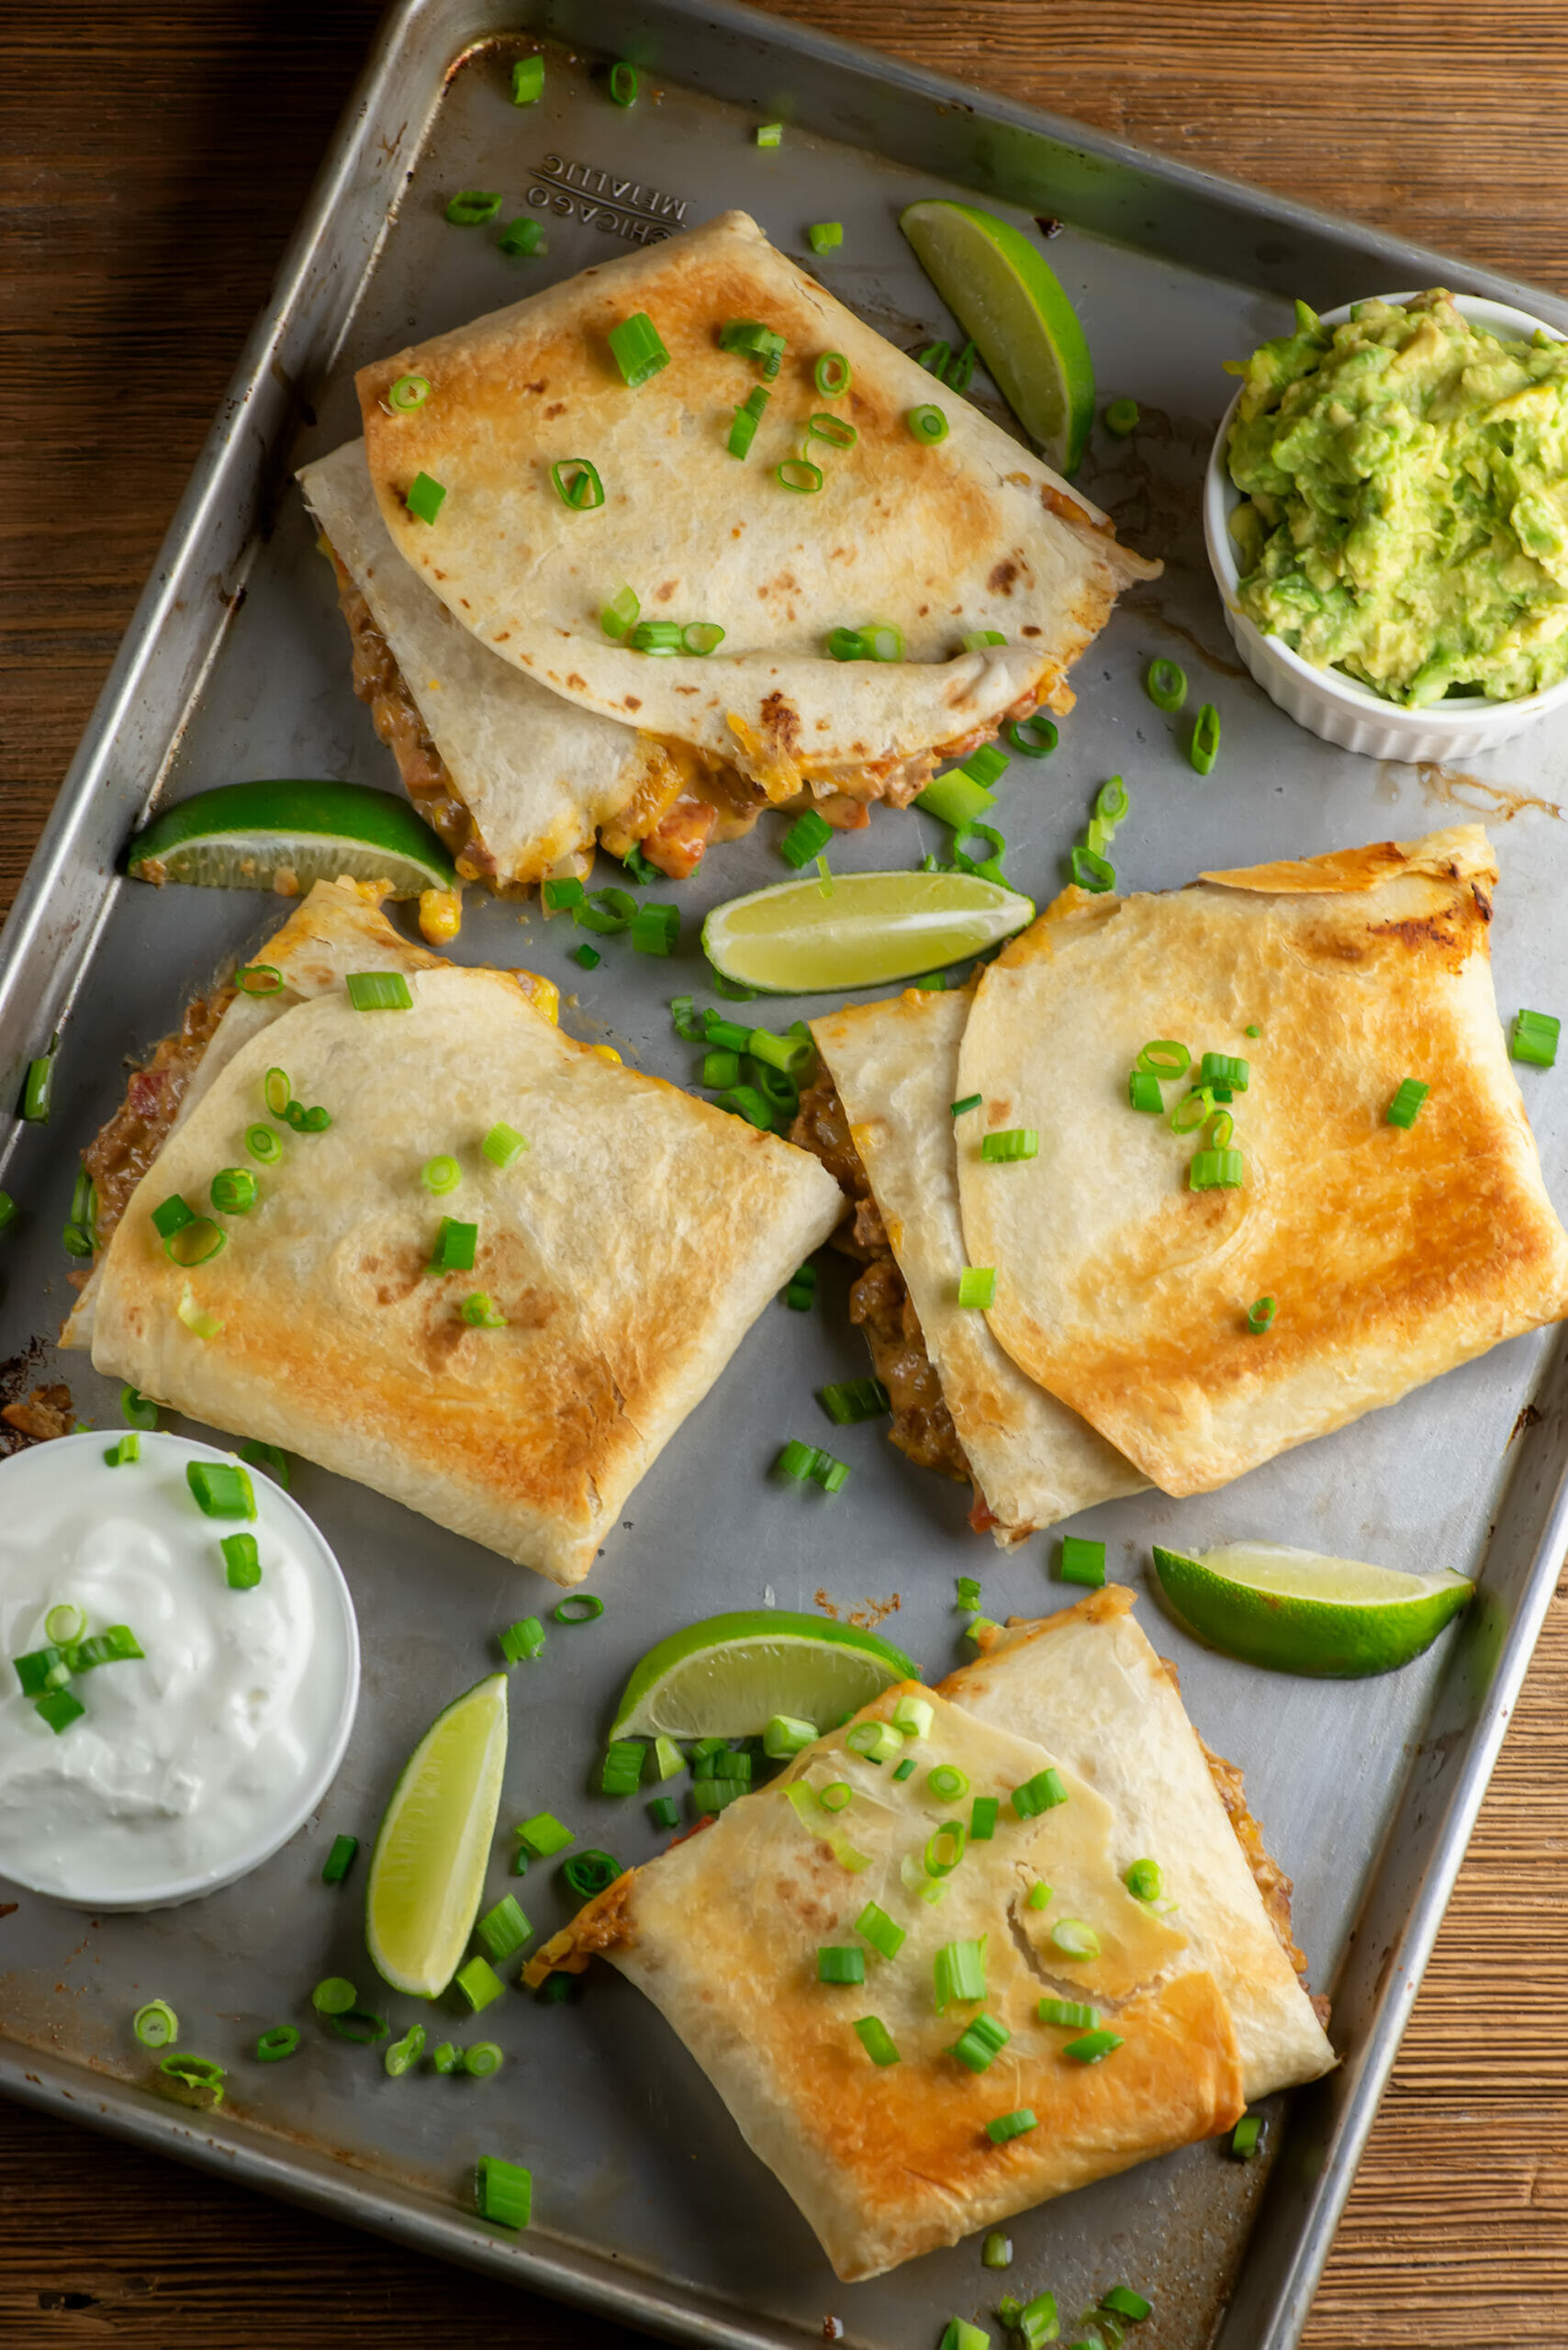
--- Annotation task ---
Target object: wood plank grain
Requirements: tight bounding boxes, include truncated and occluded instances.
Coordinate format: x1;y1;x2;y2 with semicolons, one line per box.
4;5;1568;2344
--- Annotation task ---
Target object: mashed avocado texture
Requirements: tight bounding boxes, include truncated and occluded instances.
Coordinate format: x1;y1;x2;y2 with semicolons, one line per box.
1226;290;1568;707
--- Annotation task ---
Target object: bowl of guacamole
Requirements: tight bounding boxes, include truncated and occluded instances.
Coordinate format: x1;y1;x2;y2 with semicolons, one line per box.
1204;289;1568;761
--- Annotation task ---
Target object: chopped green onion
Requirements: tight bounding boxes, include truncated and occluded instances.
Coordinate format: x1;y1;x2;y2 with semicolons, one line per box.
1095;776;1129;832
777;457;823;493
1059;1536;1105;1589
1189;1147;1245;1191
1018;2292;1059;2350
44;1603;86;1646
608;310;670;388
66;1625;143;1672
103;1434;140;1468
1170;1086;1214;1135
1037;1997;1100;2030
431;2041;462;2072
551;459;605;511
510;53;544;103
763;1714;816;1760
1070;845;1115;892
459;1292;507;1329
1026;1881;1052;1911
1386;1078;1430;1129
1204;1109;1235;1152
967;1616;1001;1645
720;319;788;369
892;1756;917;1782
1012;1766;1069;1819
1197;1052;1249;1091
553;1594;604;1623
385;2023;427;2077
691;1775;743;1814
853;2015;901;2066
1063;2027;1124;2063
209;1167;256;1216
246;1123;283;1165
599;588;640;641
845;1718;902;1764
500;1616;545;1663
916;340;952;378
969;1796;999;1840
444;189;501;225
16;1645;64;1697
162;1214;225;1269
983;2230;1014;2269
1247;1295;1277;1334
1125;1858;1163;1903
601;1738;646;1796
576;885;637;934
476;1894;532;1960
1005;712;1058;757
133;1999;179;2049
1513;1008;1561;1068
36;1687;85;1733
934;1937;987;2009
0;1192;16;1235
814;352;851;396
1127;1069;1163;1113
1146;658;1187;712
1230;2112;1263;2158
827;626;868;660
609;59;639;104
644;1735;684;1785
987;2107;1039;2143
631;903;680;956
476;2154;532;2230
890;1693;933;1740
955;1575;982;1609
422;1154;462;1195
1139;1040;1191;1080
950;2013;1010;2073
241;1440;289;1489
648;1795;680;1830
680;621;725;655
1101;2286;1152;2322
464;2041;504;2078
927;1764;969;1803
386;374;430;416
185;1461;255;1520
938;2322;989;2350
321;1834;358;1885
235;963;286;1000
780;809;834;867
571;945;601;970
21;1039;57;1125
156;2053;227;2109
256;2026;301;2061
807;412;858;452
854;1902;906;1962
980;1128;1037;1164
518;1811;574;1857
948;1097;984;1125
702;1048;742;1090
1189;701;1221;774
221;1532;262;1589
426;1215;477;1274
820;1782;854;1813
261;1067;291;1119
454;1955;505;2012
718;1083;776;1130
961;629;1006;652
1050;1918;1101;1959
755;118;782;144
728;401;764;458
818;1946;865;1985
818;1376;890;1425
958;1266;997;1310
907;403;948;442
1104;397;1139;435
151;1193;196;1240
778;1437;816;1480
177;1291;225;1339
703;1012;753;1052
347;970;413;1011
915;767;997;829
944;340;977;394
312;1976;358;2016
405;471;447;525
806;222;843;254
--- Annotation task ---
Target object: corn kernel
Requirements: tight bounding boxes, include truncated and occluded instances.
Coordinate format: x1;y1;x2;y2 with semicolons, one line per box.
593;1044;622;1066
419;887;463;944
510;969;560;1025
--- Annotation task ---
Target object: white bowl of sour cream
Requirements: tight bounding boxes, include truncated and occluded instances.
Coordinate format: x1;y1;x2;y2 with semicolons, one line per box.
1204;292;1568;764
0;1431;359;1910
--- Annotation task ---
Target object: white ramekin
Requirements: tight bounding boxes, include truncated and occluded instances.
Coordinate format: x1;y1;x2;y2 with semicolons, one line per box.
1204;292;1568;763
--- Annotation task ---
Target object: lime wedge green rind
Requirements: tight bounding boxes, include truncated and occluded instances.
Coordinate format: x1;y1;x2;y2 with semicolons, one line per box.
1151;1540;1473;1679
702;869;1034;994
610;1609;923;1740
127;779;456;898
365;1673;509;1998
899;198;1096;476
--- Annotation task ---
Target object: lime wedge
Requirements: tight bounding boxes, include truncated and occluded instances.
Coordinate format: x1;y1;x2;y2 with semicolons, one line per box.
365;1673;508;1997
610;1609;922;1740
127;780;456;898
900;199;1096;474
1151;1541;1473;1678
702;869;1033;994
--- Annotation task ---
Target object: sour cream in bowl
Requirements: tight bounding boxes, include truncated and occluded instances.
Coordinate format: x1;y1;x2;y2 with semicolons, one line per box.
0;1430;358;1909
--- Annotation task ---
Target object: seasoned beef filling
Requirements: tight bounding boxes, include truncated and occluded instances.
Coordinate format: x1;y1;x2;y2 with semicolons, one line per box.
324;541;501;887
1198;1730;1324;2017
790;1071;970;1484
84;986;236;1252
1;1383;74;1447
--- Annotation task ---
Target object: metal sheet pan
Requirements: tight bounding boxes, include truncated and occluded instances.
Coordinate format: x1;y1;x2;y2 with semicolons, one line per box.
5;4;1568;2344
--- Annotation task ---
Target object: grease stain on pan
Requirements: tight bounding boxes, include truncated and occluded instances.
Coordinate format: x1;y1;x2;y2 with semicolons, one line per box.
1405;762;1564;825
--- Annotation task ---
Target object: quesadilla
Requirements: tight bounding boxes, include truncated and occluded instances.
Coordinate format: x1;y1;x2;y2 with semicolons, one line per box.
63;882;842;1581
525;1587;1334;2281
354;210;1157;833
957;825;1568;1494
299;438;763;889
796;985;1145;1543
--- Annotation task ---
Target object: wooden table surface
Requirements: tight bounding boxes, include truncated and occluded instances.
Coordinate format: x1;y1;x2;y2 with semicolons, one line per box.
5;4;1568;2343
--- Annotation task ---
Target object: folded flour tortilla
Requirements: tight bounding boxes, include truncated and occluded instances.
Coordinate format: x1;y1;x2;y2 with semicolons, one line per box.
355;211;1157;800
957;826;1568;1494
809;985;1145;1542
526;1588;1333;2279
298;438;668;888
65;883;842;1581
